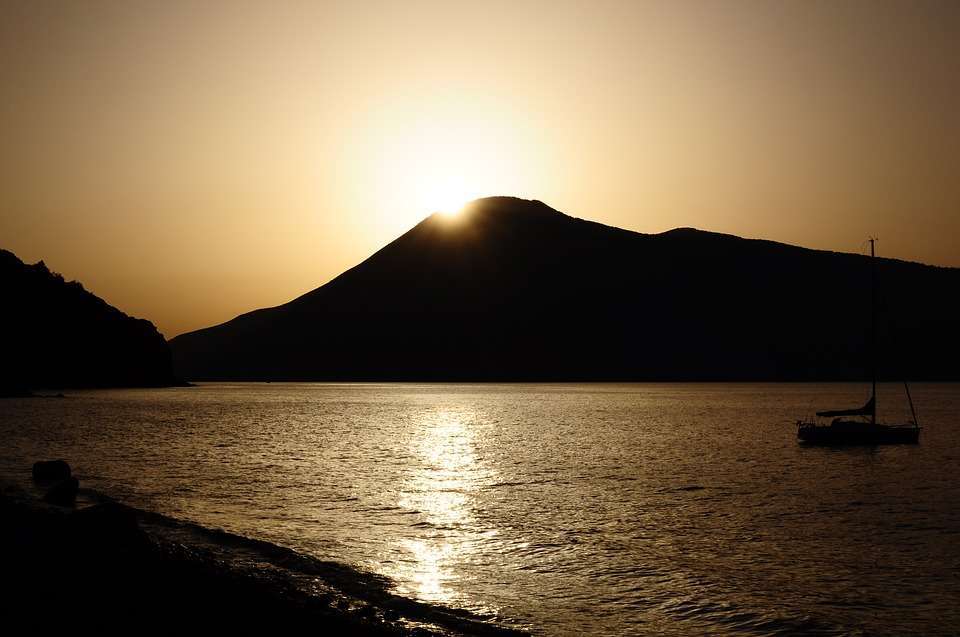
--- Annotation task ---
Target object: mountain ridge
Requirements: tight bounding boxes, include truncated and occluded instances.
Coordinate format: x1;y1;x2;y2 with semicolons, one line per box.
1;248;182;393
170;197;960;381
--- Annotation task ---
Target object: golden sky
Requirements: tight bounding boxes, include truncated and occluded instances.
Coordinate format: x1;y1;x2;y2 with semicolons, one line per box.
2;1;958;338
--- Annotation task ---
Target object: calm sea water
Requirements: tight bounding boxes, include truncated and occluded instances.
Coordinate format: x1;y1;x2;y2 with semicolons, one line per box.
1;383;958;635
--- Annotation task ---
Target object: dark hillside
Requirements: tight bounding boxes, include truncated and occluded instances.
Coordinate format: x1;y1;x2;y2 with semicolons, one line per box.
171;197;960;381
1;249;179;393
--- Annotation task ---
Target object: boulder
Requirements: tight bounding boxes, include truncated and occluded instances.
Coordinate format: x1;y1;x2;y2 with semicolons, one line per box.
32;460;72;482
43;477;79;506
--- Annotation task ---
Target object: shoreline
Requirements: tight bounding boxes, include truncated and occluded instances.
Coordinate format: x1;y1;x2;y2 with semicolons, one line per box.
0;476;526;635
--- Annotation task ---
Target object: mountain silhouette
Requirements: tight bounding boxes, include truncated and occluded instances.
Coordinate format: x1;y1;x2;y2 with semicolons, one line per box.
1;249;180;394
170;197;960;381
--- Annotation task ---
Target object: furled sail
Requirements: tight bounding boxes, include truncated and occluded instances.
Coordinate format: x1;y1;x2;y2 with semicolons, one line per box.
816;396;875;418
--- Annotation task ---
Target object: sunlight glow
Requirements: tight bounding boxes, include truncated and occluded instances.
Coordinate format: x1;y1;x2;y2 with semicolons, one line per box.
419;177;471;217
390;408;497;607
340;97;551;242
374;121;491;217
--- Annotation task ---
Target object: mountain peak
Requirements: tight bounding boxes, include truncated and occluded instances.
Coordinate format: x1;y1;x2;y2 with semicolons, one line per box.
404;196;577;249
170;199;960;382
461;196;562;214
433;196;568;226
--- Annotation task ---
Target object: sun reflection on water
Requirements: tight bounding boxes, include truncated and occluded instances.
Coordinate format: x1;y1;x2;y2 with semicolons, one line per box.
393;408;496;607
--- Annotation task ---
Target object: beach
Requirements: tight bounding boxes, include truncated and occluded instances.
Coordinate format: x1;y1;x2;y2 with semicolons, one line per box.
0;474;523;635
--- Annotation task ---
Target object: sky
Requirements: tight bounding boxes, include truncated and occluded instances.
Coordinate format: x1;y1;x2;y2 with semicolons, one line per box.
2;0;958;338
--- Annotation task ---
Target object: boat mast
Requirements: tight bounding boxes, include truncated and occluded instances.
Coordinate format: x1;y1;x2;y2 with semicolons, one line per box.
904;381;920;428
870;237;877;425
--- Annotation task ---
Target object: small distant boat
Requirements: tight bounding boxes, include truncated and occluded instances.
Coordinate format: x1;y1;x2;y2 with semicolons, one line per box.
796;238;920;446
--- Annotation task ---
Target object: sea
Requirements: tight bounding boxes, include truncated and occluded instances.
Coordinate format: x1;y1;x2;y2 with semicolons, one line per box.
1;383;958;635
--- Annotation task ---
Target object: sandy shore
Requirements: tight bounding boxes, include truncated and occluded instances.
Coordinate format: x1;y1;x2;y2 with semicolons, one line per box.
0;476;525;635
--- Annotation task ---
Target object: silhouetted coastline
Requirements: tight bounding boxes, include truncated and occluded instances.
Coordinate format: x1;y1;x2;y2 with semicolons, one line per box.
0;465;525;635
171;197;960;383
0;384;33;398
0;249;185;395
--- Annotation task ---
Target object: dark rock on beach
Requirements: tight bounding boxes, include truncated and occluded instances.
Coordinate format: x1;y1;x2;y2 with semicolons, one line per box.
32;460;78;505
41;477;79;506
32;459;72;482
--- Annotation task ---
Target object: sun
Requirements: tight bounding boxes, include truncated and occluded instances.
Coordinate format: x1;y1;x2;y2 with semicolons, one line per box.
365;127;480;229
351;101;542;237
397;135;485;218
416;175;470;216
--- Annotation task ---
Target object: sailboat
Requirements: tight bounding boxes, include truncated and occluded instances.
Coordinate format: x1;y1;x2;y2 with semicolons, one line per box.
796;238;921;445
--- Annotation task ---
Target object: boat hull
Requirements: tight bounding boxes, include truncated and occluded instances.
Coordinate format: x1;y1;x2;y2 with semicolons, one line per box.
797;421;919;446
